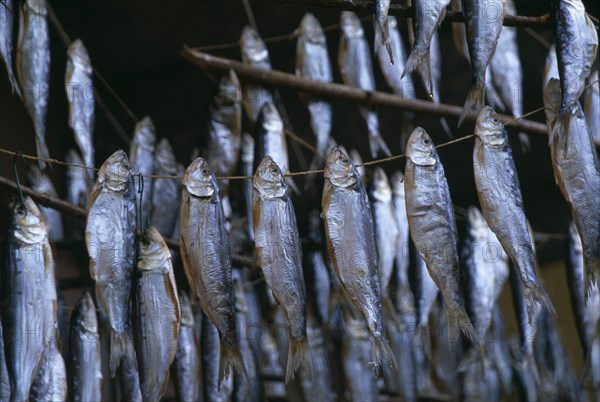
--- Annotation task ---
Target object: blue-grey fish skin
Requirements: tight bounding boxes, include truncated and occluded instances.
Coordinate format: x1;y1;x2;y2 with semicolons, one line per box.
342;318;378;401
0;321;9;402
65;149;89;242
202;316;233;402
130;116;156;223
1;197;58;402
174;292;202;402
151;139;181;238
30;340;67;402
16;0;51;166
26;164;64;243
0;0;21;96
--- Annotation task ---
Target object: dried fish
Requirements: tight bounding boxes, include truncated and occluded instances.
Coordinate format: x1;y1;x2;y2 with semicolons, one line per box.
151;139;181;237
375;0;393;63
65;149;89;242
240;26;274;123
299;315;334;402
585;69;600;144
0;0;21;96
202;316;233;402
0;321;10;402
26;164;64;243
241;133;255;241
130;116;156;222
304;209;331;325
342;318;378;401
173;292;202;402
30;340;67;402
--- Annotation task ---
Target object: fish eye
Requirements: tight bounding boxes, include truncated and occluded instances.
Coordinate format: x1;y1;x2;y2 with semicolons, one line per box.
422;137;431;145
201;168;211;176
491;117;500;124
340;158;350;165
269;167;278;175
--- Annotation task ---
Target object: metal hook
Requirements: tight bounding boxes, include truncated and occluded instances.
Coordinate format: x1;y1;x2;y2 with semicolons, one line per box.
137;173;144;233
13;151;26;205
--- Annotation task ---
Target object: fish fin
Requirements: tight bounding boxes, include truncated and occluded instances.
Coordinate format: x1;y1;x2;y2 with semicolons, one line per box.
523;283;555;319
285;339;312;383
219;343;249;387
403;47;433;97
109;330;135;377
439;117;453;139
446;306;479;348
375;19;394;65
370;333;398;378
368;130;392;159
518;133;531;153
585;268;599;303
458;84;485;127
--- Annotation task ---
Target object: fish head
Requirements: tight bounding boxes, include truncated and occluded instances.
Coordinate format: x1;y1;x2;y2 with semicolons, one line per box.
258;103;284;133
138;226;170;271
390;171;405;198
475;107;507;147
406;127;437;166
543;78;561;123
155;139;177;174
216;70;242;107
97;150;132;193
79;292;99;334
370;167;392;202
183;157;218;198
178;292;194;326
300;13;326;44
133;116;157;148
67;39;92;74
11;196;47;244
340;11;364;39
240;26;269;64
324;146;360;188
253;156;287;199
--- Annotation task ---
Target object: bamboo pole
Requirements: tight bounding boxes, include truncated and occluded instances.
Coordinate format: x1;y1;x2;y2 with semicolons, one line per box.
181;47;549;137
270;0;554;28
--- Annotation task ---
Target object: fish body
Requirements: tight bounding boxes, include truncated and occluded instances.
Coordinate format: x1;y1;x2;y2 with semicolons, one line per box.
118;349;142;402
369;167;399;296
473;107;553;319
0;321;9;402
403;0;451;98
543;44;559;98
240;26;274;123
69;292;102;402
254;103;290;173
322;147;396;372
458;0;504;126
179;157;245;383
299;316;334;402
241;133;255;241
342;318;378;401
202;316;233;402
1;197;58;402
413;250;438;329
584;69;600;144
66;39;95;174
404;127;477;343
30;341;67;402
545;78;600;293
151;139;181;237
130;116;156;222
377;16;416;98
85;150;137;375
0;0;20;96
26;165;64;242
305;209;331;325
375;0;393;63
133;227;180;402
173;292;202;402
296;13;333;167
65;149;89;241
16;0;51;166
253;156;310;382
339;11;391;158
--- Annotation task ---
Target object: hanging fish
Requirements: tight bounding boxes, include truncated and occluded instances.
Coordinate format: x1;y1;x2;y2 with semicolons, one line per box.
240;26;274;124
253;156;311;382
26;164;64;242
429;31;453;138
201;316;234;402
473;107;553;319
304;209;331;325
402;0;451;98
85;150;137;375
69;292;102;402
349;149;365;183
404;127;477;344
130;116;156;223
296;13;333;168
30;340;67;402
339;11;391;158
179;157;246;384
322;146;396;373
375;0;393;64
299;314;335;402
584;69;599;144
241;133;255;241
543;44;559;98
65;39;95;175
0;0;21;96
412;249;438;330
1;197;58;402
65;149;89;242
118;345;142;402
16;0;51;167
151;139;181;238
458;0;504;126
133;227;180;402
0;321;10;402
173;292;202;402
341;318;379;401
369;167;399;296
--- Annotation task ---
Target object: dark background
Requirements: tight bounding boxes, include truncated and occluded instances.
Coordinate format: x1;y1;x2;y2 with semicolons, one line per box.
0;0;598;387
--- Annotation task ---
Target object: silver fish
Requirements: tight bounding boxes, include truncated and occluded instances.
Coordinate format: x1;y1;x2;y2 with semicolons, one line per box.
180;157;245;382
240;26;274;124
430;300;462;401
254;103;289;173
69;292;102;402
370;167;399;296
26;164;64;243
151;138;181;238
430;31;453;138
253;156;311;382
299;315;334;402
585;69;600;144
65;39;95;175
404;127;478;344
296;13;333;167
133;227;180;402
543;44;559;98
65;149;89;241
375;0;393;64
378;16;415;99
130;116;156;223
173;292;202;402
1;197;58;402
385;304;417;402
0;0;20;96
202;316;233;402
403;0;451;98
241;133;255;241
413;250;438;329
86;150;137;375
458;0;504;126
339;11;391;158
342;318;378;401
30;341;67;402
544;78;600;294
0;321;10;402
305;209;331;325
349;149;365;184
118;348;142;402
473;107;553;319
16;0;51;166
322;146;396;373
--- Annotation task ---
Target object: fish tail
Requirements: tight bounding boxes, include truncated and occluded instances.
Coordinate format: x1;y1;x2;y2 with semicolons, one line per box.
585;266;599;302
109;330;135;377
219;343;249;387
375;19;394;65
523;283;555;319
439;117;453;139
402;48;430;96
368;130;392;159
285;338;312;383
446;305;480;348
458;84;485;127
370;333;398;377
